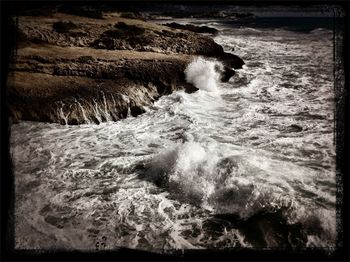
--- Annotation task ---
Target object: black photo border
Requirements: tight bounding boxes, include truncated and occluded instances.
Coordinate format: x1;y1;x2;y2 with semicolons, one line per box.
1;0;349;261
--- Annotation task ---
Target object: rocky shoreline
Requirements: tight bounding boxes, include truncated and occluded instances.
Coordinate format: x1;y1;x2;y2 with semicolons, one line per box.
7;11;244;125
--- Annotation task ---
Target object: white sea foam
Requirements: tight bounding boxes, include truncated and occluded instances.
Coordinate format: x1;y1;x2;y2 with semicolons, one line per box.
146;141;335;217
185;57;222;92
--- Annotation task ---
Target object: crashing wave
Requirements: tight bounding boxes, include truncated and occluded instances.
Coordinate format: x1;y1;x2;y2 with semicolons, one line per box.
140;141;337;247
185;57;223;92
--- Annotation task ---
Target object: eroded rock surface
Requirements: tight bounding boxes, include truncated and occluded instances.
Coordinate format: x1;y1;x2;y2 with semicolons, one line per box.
8;12;244;124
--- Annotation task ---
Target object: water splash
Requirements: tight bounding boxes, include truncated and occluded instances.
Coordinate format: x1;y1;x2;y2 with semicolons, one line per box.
57;102;69;125
185;57;223;92
75;98;91;124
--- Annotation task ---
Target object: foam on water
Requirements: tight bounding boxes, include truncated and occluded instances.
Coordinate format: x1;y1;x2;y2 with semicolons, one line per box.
143;141;336;243
10;19;337;251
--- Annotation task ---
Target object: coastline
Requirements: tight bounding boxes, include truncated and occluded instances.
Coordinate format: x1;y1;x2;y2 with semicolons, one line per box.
8;12;244;125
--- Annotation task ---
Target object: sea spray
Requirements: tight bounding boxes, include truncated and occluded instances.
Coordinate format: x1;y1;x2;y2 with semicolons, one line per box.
142;141;337;246
185;57;223;92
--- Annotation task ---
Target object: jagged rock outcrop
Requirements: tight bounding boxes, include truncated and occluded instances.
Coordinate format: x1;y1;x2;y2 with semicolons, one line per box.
8;46;195;124
8;72;161;125
8;11;244;125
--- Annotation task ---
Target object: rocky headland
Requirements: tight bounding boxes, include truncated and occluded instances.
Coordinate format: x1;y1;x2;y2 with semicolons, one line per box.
7;11;244;125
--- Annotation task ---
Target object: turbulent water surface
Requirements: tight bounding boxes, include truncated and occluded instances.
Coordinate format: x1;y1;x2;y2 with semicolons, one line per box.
11;18;337;251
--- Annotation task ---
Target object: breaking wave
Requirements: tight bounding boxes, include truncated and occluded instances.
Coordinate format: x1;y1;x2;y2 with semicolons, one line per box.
185;57;223;92
140;141;336;248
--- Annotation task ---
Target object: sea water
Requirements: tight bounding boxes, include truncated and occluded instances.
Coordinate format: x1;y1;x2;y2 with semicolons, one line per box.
11;17;337;251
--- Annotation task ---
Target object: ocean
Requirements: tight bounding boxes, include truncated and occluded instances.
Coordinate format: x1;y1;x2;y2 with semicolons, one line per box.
11;17;337;251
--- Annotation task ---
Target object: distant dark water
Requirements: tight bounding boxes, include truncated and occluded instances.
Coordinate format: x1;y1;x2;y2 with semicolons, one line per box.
222;17;342;32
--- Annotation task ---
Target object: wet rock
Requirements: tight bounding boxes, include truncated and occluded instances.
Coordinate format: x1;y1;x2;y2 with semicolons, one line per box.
209;210;308;248
44;215;69;229
216;52;245;69
220;67;235;82
164;22;219;34
239;211;307;248
130;102;145;117
184;83;199;93
288;124;303;132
